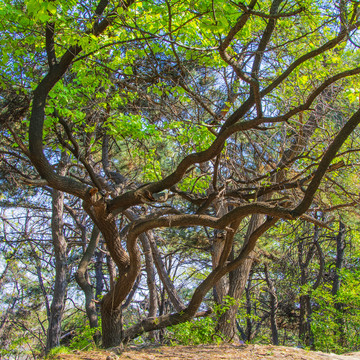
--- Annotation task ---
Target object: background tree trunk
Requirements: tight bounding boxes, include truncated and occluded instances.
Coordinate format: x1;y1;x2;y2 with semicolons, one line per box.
216;215;262;341
75;226;101;343
45;187;68;353
95;248;105;311
45;157;69;354
332;221;346;347
139;233;158;341
264;263;279;345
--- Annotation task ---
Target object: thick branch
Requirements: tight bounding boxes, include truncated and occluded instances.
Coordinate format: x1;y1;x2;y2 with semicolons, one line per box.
28;0;135;199
220;0;257;50
251;0;282;86
124;209;185;311
262;22;359;98
122;217;277;343
293;107;360;216
237;2;305;19
45;22;56;69
222;21;359;130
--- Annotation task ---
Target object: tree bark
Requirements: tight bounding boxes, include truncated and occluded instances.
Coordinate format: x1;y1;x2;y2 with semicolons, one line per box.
83;196;141;348
212;231;229;304
264;264;279;345
297;231;315;349
95;248;105;309
46;173;68;353
139;233;158;340
75;225;101;343
245;275;253;342
148;231;185;312
332;221;346;347
216;256;253;341
332;221;346;296
216;215;261;341
101;305;123;348
30;241;51;321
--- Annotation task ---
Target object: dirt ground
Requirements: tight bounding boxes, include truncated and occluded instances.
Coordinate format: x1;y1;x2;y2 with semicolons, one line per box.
55;344;360;360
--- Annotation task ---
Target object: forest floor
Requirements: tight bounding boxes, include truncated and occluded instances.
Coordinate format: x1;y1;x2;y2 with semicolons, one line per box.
54;344;360;360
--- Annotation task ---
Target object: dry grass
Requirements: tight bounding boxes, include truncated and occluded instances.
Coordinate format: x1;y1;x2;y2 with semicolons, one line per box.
54;344;360;360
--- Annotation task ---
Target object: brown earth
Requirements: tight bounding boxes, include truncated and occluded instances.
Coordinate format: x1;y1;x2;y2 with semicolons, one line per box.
54;344;360;360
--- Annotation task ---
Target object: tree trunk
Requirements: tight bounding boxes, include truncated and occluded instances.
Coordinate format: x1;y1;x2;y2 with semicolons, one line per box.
212;231;229;304
298;293;306;345
75;225;101;343
101;298;123;348
46;186;68;353
106;254;117;290
269;287;279;345
264;264;279;345
148;230;185;311
298;236;310;348
332;221;346;347
139;233;158;340
216;214;262;341
297;232;315;349
216;257;253;341
30;242;51;321
245;275;253;342
95;248;105;311
83;197;141;348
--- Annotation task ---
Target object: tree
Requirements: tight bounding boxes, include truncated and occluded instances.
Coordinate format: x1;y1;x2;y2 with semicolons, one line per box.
1;0;360;348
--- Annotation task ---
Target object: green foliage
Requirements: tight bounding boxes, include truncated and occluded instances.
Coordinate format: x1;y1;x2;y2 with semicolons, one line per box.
166;297;246;346
46;346;71;359
68;324;101;351
166;317;216;345
61;312;101;351
311;267;360;353
213;296;239;317
0;334;39;359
